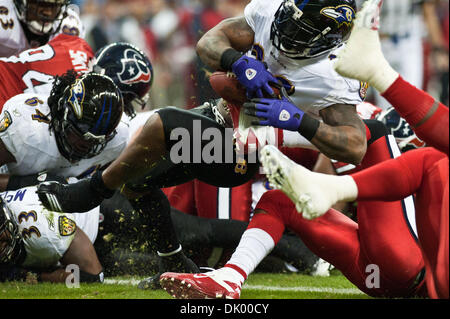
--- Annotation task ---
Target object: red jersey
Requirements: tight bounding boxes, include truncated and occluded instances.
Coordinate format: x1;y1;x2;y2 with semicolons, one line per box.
0;34;93;111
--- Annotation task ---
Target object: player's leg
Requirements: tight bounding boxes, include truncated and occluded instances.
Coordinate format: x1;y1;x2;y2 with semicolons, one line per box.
412;157;449;299
333;0;449;154
380;77;449;154
356;120;425;292
435;180;449;299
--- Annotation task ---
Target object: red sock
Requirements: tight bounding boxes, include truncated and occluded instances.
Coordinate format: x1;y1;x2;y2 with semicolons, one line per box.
382;77;449;154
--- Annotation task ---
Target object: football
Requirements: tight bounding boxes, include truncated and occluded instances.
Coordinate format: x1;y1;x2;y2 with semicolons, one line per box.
209;71;281;105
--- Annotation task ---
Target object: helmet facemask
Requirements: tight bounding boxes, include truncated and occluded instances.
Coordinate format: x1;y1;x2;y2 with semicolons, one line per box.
270;0;355;59
0;199;22;265
14;0;68;36
121;90;150;119
51;75;123;163
54;101;114;163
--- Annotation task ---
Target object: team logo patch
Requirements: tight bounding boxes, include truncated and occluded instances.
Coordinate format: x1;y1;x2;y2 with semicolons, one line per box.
58;216;77;236
245;69;257;80
359;81;369;100
68;79;86;119
279;109;291;121
118;48;152;85
0;111;12;132
321;5;355;27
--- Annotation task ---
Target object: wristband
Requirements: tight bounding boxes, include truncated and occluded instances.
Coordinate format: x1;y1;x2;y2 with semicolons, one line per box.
90;170;115;199
297;114;320;141
220;48;243;71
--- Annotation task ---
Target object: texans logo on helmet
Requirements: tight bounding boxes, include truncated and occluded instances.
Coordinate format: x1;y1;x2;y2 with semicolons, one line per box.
118;49;152;85
320;5;355;27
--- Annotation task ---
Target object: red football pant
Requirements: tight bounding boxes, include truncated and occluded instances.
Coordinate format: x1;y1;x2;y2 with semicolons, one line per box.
253;190;424;297
353;147;449;299
382;76;449;155
250;135;425;297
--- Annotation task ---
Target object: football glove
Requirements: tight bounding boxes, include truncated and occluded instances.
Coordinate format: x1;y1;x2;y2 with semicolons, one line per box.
36;170;114;213
243;87;320;140
231;55;279;99
243;87;306;131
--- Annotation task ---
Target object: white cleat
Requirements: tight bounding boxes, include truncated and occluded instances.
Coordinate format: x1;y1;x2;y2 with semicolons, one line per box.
260;145;333;220
310;258;332;277
334;0;398;93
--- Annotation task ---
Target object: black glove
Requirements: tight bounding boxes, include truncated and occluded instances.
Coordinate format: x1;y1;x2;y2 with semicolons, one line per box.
36;170;115;213
6;172;67;191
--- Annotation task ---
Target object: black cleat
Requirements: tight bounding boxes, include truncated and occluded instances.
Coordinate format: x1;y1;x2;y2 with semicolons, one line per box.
137;251;200;290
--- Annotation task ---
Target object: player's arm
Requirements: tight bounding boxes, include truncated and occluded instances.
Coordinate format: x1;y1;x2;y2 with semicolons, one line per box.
0;140;16;166
245;97;366;165
196;16;254;71
0;140;17;191
47;228;104;283
197;17;278;98
312;104;366;165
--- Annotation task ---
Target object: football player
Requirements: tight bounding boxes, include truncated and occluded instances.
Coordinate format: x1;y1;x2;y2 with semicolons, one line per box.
0;188;103;283
0;71;128;192
92;42;154;119
0;0;84;57
199;0;367;165
0;33;93;111
157;0;448;299
35;0;385;289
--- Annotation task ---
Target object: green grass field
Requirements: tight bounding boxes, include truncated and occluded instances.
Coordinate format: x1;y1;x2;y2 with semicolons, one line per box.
0;272;371;299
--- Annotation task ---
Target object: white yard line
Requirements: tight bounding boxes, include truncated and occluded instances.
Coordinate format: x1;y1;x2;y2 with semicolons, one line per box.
104;279;364;295
243;285;364;295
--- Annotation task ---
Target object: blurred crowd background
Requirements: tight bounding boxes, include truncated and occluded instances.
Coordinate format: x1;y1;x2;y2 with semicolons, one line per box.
69;0;449;111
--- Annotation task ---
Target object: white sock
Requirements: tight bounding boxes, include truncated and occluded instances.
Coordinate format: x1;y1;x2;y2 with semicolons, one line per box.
323;174;358;204
226;228;275;279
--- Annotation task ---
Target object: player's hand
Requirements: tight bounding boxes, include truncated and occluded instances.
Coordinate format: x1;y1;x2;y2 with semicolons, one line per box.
36;179;101;213
243;88;306;131
231;55;279;99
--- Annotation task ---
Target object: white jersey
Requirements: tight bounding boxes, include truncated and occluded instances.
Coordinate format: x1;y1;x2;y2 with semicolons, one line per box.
1;186;99;269
236;0;364;149
0;93;128;178
244;0;364;115
0;1;84;57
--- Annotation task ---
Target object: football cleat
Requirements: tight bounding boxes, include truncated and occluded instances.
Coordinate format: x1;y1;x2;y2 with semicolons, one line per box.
260;145;357;220
260;145;326;219
159;270;242;299
310;258;333;277
137;251;200;290
333;0;398;93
